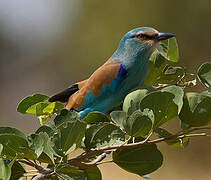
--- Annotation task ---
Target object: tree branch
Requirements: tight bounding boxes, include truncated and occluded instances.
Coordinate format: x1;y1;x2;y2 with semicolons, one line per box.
68;152;109;168
73;133;209;163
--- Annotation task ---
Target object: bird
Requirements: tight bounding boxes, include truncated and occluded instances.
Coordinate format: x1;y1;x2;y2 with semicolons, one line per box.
49;27;175;118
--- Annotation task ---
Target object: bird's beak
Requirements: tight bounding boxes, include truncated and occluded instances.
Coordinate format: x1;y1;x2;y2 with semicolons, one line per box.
156;32;175;41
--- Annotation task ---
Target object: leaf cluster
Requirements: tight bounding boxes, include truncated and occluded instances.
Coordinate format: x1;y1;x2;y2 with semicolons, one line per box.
0;38;211;180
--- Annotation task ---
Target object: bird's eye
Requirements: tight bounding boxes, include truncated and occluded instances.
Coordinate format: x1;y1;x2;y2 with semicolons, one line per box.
136;33;150;39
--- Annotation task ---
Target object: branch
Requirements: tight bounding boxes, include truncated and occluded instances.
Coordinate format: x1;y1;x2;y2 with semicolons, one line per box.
18;132;209;179
74;133;209;163
68;152;109;169
31;168;54;180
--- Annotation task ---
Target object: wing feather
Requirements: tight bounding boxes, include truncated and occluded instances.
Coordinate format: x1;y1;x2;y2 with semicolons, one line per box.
48;80;87;103
66;58;124;110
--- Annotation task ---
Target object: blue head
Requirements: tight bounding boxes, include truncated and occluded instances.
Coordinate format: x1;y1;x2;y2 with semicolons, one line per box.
112;27;175;64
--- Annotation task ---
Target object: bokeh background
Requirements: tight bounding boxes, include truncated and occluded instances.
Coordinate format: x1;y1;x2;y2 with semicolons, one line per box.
0;0;211;179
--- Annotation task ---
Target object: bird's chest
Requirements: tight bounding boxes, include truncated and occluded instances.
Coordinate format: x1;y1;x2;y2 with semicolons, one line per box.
124;59;148;88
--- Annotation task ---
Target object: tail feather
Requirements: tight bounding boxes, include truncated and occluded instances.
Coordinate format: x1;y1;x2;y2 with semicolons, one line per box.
49;84;79;103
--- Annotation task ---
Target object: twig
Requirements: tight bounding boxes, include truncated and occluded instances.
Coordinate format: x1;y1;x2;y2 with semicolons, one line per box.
30;168;54;180
73;133;209;163
87;152;108;165
68;152;109;169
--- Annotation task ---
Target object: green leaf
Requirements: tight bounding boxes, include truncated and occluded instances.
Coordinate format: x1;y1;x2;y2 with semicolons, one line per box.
54;102;65;112
155;128;189;147
35;125;54;137
35;102;50;116
140;91;178;129
10;161;26;180
110;111;127;129
123;109;153;137
143;51;166;87
113;142;163;176
167;37;179;62
0;134;37;160
21;99;56;125
157;43;168;59
0;127;27;140
26;101;63;116
179;92;211;126
54;121;86;155
85;167;102;180
55;164;87;179
0;144;3;155
161;85;184;113
30;134;44;157
197;62;211;88
84;123;125;149
84;112;110;124
123;89;149;115
0;160;11;180
43;102;56;114
54;109;79;127
159;65;184;84
37;152;54;164
39;132;56;164
17;94;49;114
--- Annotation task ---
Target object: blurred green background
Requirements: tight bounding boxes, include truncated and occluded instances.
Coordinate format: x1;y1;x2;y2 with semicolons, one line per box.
0;0;211;179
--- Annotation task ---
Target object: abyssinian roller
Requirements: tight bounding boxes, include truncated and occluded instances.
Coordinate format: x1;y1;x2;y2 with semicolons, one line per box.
49;27;175;118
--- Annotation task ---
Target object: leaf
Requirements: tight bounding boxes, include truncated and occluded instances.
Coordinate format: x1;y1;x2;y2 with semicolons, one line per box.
113;142;163;176
30;134;44;157
85;167;102;180
161;85;184;113
84;123;125;149
43;102;56;114
197;62;211;88
54;109;79;127
27;101;63;118
39;132;56;164
0;160;11;180
167;37;179;62
0;127;27;140
155;128;189;147
21;99;56;125
35;125;54;137
35;102;51;116
0;144;3;155
55;102;65;112
159;65;184;84
17;94;49;114
55;164;87;179
84;112;110;124
37;152;54;164
110;111;127;129
0;134;37;160
179;92;211;126
54;121;86;155
157;43;168;59
140;91;178;129
122;109;153;137
143;51;166;87
123;89;149;115
10;161;26;180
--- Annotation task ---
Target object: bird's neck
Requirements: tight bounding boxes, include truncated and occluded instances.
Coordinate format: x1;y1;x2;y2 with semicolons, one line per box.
112;40;152;69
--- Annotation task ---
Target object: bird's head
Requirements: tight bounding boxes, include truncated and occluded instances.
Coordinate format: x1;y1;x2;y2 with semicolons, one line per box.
113;27;175;60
